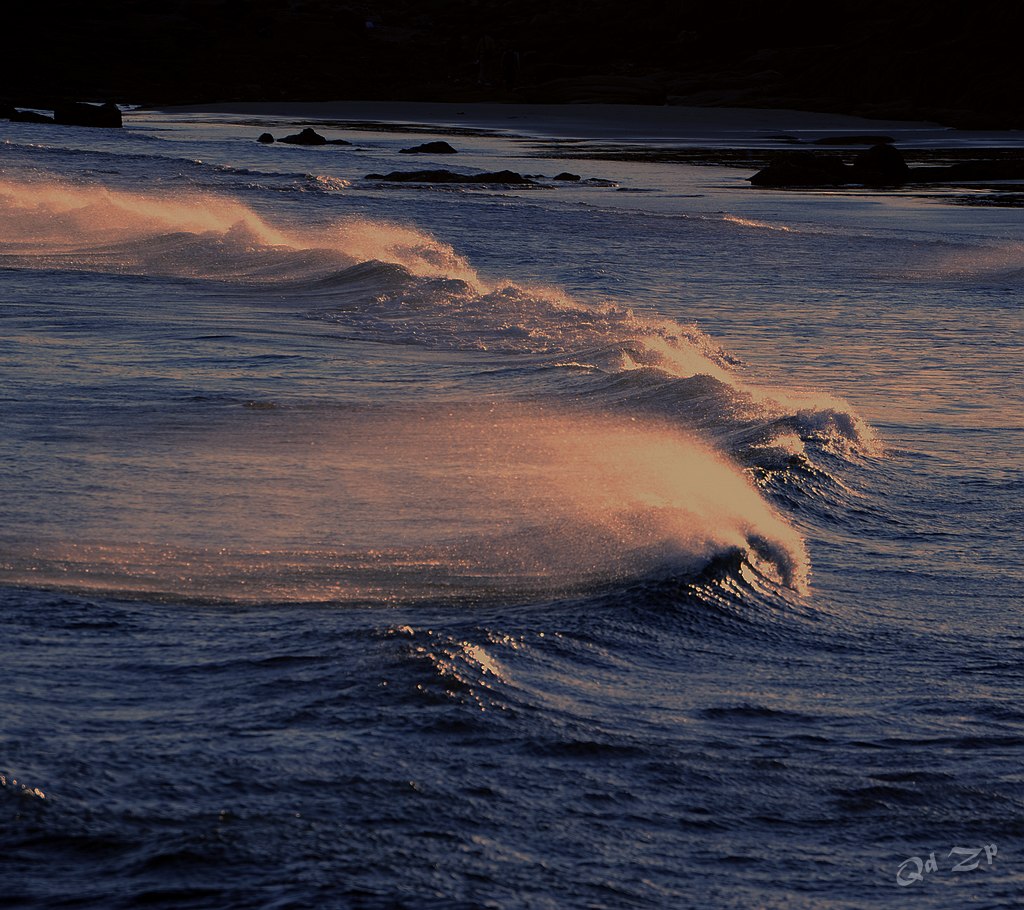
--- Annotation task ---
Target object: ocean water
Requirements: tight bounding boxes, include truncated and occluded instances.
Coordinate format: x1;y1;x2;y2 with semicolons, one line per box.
1;105;1022;908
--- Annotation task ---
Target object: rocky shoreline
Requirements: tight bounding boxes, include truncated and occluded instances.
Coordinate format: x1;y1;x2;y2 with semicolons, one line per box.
749;145;1024;188
5;99;1020;202
3;101;122;128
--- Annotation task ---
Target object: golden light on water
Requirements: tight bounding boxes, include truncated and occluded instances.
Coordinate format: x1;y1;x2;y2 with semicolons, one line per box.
0;408;807;603
0;774;47;800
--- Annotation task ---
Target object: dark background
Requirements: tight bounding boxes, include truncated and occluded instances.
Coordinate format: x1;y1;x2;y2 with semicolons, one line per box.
4;0;1021;127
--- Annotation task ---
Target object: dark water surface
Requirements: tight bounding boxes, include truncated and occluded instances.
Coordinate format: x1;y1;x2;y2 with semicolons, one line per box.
2;106;1022;908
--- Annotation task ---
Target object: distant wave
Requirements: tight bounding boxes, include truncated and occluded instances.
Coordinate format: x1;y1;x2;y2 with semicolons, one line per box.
300;268;878;463
0;175;878;466
931;240;1024;284
0;176;480;284
720;214;797;233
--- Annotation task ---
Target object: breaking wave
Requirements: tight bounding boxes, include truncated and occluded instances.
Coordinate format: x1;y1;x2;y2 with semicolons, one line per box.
0;176;480;284
0;408;809;604
0;176;879;605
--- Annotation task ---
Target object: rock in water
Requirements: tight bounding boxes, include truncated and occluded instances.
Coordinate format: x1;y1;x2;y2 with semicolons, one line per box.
10;109;55;123
365;169;535;184
257;132;275;143
852;143;909;185
749;154;852;187
400;141;458;154
278;127;328;146
53;101;122;128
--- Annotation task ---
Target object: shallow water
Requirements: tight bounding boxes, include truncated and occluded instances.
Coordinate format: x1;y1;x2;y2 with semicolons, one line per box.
1;106;1022;908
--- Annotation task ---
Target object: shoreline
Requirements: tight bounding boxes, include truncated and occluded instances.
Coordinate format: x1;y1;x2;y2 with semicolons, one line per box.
150;100;954;143
132;101;1024;199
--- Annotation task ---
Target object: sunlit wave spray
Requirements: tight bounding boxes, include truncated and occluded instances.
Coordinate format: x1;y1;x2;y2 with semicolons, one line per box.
0;177;481;284
0;409;807;603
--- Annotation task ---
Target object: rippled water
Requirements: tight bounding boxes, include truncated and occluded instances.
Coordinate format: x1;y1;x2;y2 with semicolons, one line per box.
2;105;1022;908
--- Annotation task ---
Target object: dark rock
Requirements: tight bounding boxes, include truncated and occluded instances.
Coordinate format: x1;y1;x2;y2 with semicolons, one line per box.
751;147;1024;190
326;138;352;145
400;141;457;154
1;104;16;119
553;172;581;181
11;109;55;124
904;166;955;182
749;154;852;187
53;101;122;128
257;132;275;143
278;127;328;145
852;143;909;185
365;169;535;184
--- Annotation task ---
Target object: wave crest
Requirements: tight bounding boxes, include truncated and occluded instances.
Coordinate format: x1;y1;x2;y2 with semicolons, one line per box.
0;176;480;285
